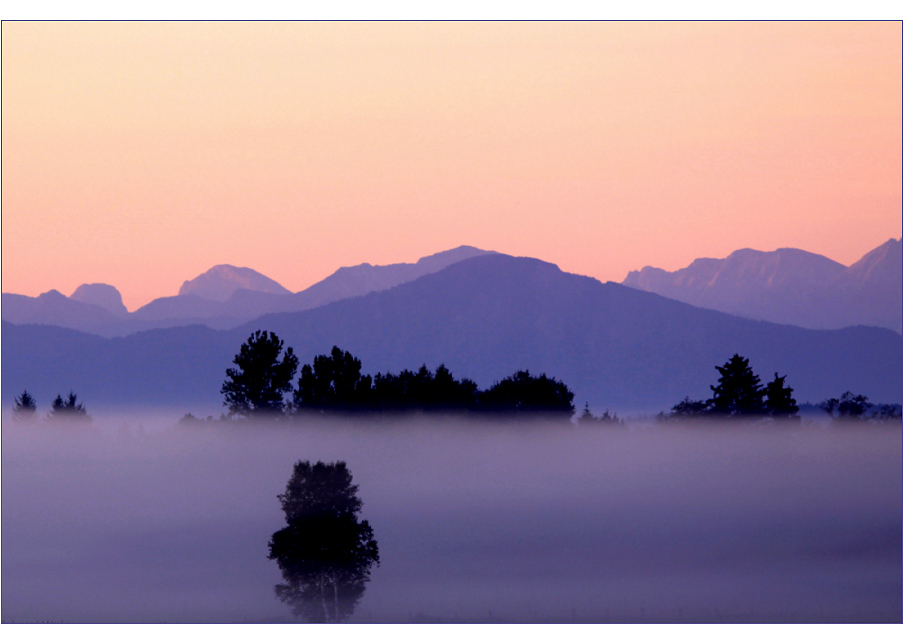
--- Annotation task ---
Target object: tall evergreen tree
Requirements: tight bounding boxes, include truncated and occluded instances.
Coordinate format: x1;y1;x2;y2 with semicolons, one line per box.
708;354;765;417
12;390;37;422
762;373;799;419
222;330;298;418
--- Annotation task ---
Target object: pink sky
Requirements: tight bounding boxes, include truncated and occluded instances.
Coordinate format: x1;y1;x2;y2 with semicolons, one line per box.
2;22;901;311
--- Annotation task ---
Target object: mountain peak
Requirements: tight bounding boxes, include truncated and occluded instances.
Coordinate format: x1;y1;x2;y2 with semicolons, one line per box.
179;265;292;302
70;283;128;317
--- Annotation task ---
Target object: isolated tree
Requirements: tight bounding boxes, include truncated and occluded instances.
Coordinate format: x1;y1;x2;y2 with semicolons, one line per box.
268;460;380;622
222;330;299;418
708;354;765;417
762;373;799;420
12;390;37;422
47;391;90;422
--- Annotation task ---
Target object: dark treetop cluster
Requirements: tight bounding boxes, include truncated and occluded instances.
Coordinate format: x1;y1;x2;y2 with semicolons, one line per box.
661;354;800;422
660;353;901;424
219;330;575;420
11;389;91;423
819;391;901;423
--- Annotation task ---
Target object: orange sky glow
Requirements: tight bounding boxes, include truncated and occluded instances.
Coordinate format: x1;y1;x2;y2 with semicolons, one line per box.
2;21;901;311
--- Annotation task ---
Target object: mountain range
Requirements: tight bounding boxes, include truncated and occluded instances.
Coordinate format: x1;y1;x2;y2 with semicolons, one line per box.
2;252;900;415
623;238;902;333
1;246;494;337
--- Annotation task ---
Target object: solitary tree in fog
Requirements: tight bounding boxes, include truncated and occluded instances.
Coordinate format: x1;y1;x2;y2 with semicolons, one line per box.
268;460;379;622
12;390;37;422
222;330;298;419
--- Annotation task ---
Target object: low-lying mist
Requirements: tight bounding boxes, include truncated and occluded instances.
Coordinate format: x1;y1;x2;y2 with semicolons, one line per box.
2;414;901;623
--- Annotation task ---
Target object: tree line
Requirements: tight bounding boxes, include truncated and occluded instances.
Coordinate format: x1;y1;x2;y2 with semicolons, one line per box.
217;330;576;421
659;353;901;424
11;331;899;426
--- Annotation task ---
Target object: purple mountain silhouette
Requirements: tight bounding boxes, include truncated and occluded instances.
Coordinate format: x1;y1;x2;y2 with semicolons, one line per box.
70;283;128;317
2;246;495;336
3;253;900;414
623;239;902;333
178;265;293;301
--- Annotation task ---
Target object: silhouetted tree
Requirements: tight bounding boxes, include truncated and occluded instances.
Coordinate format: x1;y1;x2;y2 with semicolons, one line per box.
708;354;765;417
479;370;574;419
47;391;90;422
820;391;872;421
762;373;800;420
664;396;711;420
293;346;372;413
371;364;479;413
663;357;800;424
12;390;37;422
289;347;576;420
222;330;298;418
870;404;902;422
268;461;379;622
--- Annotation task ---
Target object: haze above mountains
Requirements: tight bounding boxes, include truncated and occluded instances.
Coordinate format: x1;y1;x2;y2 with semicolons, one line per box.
2;239;901;414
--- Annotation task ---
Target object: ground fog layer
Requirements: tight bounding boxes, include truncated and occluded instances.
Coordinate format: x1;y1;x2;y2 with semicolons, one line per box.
2;416;901;623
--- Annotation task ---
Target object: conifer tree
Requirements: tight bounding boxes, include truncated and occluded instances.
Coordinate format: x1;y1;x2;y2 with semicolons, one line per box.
708;354;765;417
12;390;37;422
222;330;298;418
763;373;799;419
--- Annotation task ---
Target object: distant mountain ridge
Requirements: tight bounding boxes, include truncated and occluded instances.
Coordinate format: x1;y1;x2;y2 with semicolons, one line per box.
623;238;902;333
1;246;495;337
3;253;900;415
70;283;128;317
178;265;293;301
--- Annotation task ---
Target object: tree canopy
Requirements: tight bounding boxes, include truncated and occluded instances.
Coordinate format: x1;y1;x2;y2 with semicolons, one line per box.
479;370;575;418
289;346;572;420
293;346;372;412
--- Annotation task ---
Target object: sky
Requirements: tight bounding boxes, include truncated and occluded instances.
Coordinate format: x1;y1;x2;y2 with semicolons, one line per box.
2;21;901;311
